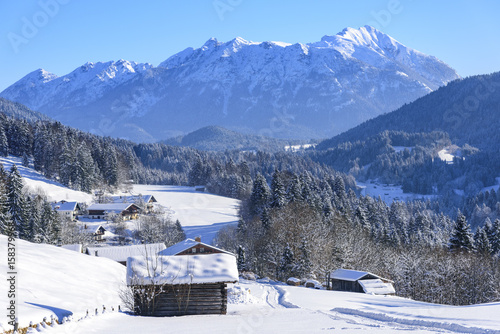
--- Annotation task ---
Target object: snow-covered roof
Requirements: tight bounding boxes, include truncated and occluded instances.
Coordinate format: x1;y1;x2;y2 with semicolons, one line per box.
127;253;239;286
51;201;79;211
330;269;393;283
87;203;137;213
60;244;83;253
358;279;395;295
86;243;166;262
158;238;234;256
111;195;157;205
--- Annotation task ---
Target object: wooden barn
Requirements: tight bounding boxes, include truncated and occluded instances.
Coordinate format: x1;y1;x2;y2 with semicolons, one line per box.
327;269;395;295
127;253;238;316
158;237;235;256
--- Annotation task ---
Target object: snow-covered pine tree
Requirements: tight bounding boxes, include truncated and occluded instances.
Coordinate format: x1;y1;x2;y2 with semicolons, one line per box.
237;245;246;271
7;164;26;238
449;212;474;252
278;244;295;281
0;123;8;156
286;173;302;203
474;226;492;255
270;170;286;208
249;173;270;217
487;219;500;256
260;207;271;231
0;174;12;234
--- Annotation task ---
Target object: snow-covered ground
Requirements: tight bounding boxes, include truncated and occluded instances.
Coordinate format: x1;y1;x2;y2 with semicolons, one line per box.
2;216;500;333
284;143;316;152
0;156;93;203
0;235;125;331
438;148;456;164
357;180;436;204
129;185;240;244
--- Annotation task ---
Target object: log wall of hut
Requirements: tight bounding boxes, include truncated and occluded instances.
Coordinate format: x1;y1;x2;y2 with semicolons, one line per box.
330;279;364;293
133;283;228;316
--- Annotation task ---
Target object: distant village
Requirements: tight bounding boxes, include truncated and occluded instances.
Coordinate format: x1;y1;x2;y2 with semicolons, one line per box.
50;192;395;317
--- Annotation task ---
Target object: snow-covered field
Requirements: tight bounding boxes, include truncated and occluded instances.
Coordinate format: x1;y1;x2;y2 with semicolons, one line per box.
0;156;93;203
3;237;499;333
357;180;436;204
129;185;240;244
0;235;125;331
0;156;239;244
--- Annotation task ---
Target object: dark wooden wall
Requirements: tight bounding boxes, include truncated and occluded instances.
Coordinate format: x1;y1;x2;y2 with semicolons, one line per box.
134;283;228;316
330;279;364;293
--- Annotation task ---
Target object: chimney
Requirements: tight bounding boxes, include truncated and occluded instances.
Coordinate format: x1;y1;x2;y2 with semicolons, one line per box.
195;236;201;242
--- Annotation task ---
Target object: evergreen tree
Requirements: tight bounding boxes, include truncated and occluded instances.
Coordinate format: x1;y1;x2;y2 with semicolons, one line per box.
174;219;186;240
286;174;302;203
260;208;271;231
237;245;247;271
249;173;270;217
0;176;12;234
270;170;286;208
474;227;492;255
0;124;8;156
278;244;295;280
488;219;500;256
449;212;474;252
7;164;26;238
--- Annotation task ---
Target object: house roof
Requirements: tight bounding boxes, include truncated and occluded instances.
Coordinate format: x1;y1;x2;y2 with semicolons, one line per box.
86;243;166;262
358;279;395;295
158;238;234;256
330;269;393;283
51;201;79;211
127;253;239;286
111;195;157;205
87;203;138;213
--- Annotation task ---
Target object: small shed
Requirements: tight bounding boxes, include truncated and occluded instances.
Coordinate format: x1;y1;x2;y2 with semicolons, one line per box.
327;269;395;295
86;243;166;265
158;237;235;256
127;253;238;316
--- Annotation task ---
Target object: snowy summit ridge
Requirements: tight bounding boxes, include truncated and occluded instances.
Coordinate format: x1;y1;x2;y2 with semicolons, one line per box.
1;26;460;142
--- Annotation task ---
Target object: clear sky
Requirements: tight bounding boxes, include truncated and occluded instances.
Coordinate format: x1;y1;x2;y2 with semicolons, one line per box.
1;0;499;91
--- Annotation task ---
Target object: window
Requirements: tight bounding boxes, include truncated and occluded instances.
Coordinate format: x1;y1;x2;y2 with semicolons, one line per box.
200;247;205;253
191;248;196;253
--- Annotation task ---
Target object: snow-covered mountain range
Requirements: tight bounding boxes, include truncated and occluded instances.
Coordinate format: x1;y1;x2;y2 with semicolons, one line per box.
1;26;460;142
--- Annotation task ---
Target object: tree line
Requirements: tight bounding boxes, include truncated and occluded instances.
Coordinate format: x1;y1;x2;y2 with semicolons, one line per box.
215;169;500;305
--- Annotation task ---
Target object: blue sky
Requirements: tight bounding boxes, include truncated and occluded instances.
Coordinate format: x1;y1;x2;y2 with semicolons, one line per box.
1;0;499;91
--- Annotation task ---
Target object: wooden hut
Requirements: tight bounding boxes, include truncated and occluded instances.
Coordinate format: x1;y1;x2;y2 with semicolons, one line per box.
327;269;395;295
127;253;238;316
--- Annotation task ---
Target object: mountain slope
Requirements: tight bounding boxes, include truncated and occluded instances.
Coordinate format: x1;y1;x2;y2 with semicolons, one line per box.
316;71;500;151
1;26;459;142
0;97;51;122
162;125;302;151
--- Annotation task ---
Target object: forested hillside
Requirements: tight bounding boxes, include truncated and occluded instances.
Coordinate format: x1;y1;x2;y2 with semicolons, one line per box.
309;73;500;222
317;72;500;151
